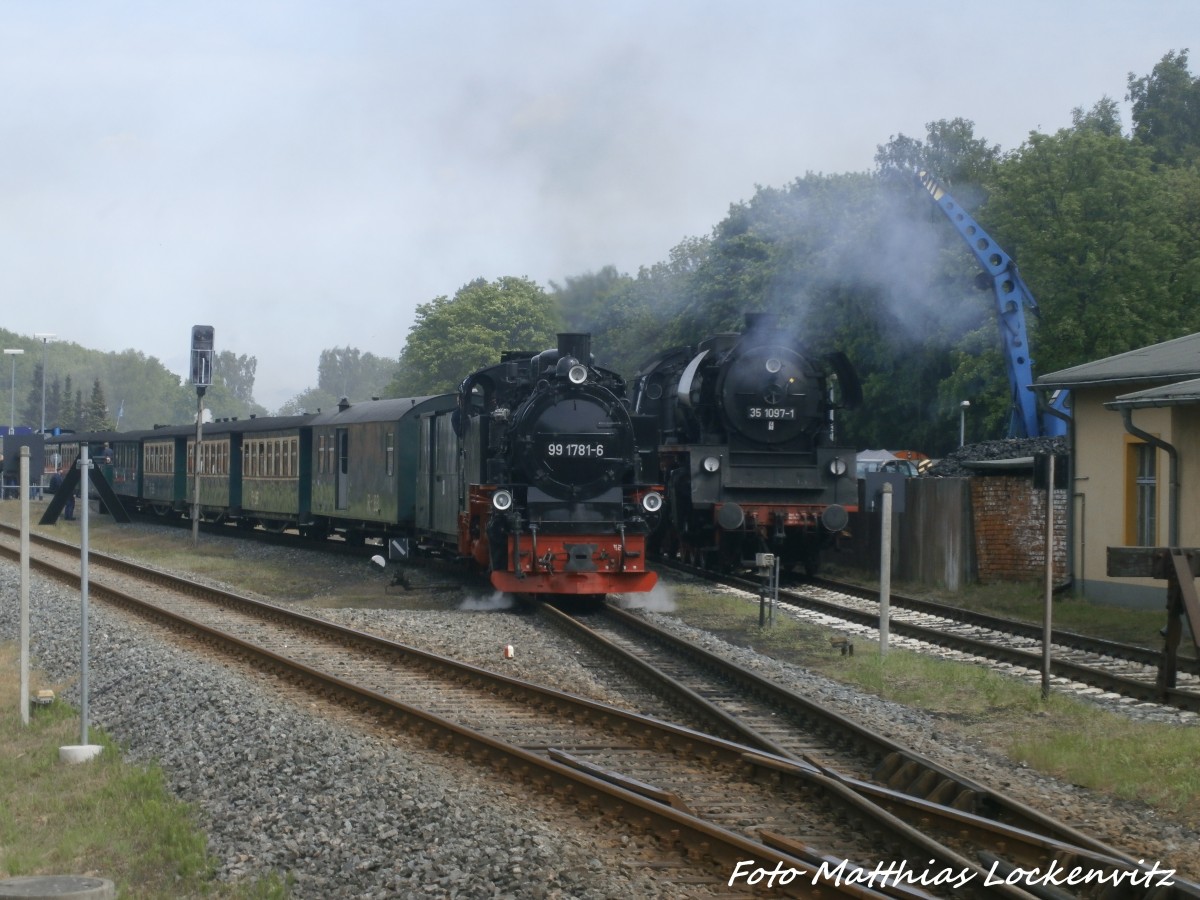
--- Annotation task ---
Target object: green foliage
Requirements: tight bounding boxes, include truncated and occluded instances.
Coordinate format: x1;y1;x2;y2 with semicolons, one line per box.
276;386;340;416
1127;49;1200;166
389;276;562;396
215;351;258;405
317;347;396;401
981;126;1188;372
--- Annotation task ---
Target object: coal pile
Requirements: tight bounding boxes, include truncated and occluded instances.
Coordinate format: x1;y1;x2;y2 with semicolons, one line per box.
923;436;1067;477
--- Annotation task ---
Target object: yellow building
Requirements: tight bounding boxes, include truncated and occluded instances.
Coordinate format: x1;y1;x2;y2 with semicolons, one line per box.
1037;333;1200;608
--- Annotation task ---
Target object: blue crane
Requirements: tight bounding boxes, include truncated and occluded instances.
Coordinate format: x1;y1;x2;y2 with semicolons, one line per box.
917;170;1069;438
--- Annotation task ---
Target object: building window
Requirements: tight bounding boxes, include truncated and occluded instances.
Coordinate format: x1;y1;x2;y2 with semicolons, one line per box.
1129;442;1158;546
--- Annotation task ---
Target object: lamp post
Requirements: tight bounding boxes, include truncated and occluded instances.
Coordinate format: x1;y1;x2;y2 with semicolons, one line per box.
34;333;55;433
3;348;23;434
959;400;971;448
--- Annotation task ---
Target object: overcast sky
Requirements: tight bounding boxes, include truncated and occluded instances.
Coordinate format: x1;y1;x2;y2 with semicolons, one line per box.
1;1;1193;411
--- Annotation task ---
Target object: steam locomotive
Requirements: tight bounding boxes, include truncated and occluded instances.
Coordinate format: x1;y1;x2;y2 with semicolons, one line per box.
445;333;662;596
629;314;860;574
44;333;663;599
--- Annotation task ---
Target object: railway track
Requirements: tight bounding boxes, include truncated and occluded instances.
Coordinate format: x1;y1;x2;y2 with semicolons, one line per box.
542;602;1200;899
661;561;1200;713
5;524;1196;896
0;527;1021;898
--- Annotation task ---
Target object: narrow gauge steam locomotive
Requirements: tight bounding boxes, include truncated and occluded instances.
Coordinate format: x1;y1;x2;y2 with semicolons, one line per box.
629;314;860;574
43;333;663;599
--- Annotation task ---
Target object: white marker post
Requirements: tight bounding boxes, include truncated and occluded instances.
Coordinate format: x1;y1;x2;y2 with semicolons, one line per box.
61;445;102;763
879;482;893;656
19;446;31;725
1042;454;1055;700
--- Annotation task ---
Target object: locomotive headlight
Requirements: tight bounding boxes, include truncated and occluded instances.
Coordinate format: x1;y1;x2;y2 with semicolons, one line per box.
828;457;848;477
641;491;663;513
567;363;588;384
765;358;783;374
702;456;720;473
492;489;514;511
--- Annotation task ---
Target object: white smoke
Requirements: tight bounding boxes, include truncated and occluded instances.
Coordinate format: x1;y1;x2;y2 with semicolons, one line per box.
459;590;515;611
614;582;676;612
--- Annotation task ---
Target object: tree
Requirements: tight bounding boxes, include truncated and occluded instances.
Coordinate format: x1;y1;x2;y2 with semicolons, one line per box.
1127;50;1200;166
1071;97;1123;137
981;125;1182;373
215;351;258;405
21;363;42;430
317;347;396;401
82;378;111;431
61;374;75;430
552;266;633;335
276;387;340;417
874;117;1002;205
46;377;62;432
389;277;562;396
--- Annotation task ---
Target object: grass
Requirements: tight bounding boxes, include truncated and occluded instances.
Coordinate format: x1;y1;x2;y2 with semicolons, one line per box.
0;499;387;606
0;645;290;897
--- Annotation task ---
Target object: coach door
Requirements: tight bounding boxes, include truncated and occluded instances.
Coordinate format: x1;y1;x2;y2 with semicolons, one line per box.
336;428;349;510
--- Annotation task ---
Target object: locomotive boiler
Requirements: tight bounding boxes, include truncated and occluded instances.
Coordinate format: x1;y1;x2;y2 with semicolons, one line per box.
630;314;859;574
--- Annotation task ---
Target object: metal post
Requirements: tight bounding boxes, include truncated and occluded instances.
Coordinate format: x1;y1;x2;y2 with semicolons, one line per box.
1042;454;1055;700
959;400;970;448
879;482;893;655
3;348;24;432
35;333;55;434
19;446;30;725
192;389;204;546
771;555;779;626
79;444;92;745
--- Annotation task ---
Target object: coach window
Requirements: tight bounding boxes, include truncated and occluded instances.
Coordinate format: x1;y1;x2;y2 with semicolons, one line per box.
386;433;395;477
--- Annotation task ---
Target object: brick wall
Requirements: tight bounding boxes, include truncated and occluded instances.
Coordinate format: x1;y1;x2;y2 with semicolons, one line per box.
970;476;1068;583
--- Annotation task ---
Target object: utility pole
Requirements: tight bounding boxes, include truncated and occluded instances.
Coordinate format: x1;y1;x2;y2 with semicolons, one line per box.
34;333;55;433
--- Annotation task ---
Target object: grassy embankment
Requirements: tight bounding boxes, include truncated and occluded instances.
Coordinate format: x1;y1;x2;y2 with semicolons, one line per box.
663;573;1200;829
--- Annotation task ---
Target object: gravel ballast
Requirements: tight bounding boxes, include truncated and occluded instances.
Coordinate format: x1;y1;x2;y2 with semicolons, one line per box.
3;548;1198;895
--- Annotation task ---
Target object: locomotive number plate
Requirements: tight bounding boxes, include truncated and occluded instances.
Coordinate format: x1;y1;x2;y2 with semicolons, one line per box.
747;407;797;419
545;442;608;458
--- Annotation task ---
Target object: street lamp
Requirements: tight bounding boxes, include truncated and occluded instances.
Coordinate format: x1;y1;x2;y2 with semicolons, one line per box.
34;333;55;433
3;348;23;434
959;400;971;448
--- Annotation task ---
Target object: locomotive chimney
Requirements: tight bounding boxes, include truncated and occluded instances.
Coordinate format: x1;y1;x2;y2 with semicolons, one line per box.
557;333;591;363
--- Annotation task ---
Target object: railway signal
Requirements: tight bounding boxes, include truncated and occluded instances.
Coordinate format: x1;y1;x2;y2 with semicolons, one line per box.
190;325;214;546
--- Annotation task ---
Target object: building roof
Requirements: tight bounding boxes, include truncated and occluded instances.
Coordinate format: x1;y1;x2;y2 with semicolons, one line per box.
1036;331;1200;390
1105;377;1200;410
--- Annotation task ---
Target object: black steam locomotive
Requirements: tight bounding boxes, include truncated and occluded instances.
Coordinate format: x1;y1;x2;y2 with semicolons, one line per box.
444;333;663;596
629;314;860;574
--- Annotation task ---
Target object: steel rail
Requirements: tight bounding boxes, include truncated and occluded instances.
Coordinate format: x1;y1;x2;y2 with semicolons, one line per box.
542;601;1200;898
1;539;1003;898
